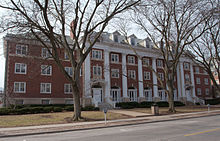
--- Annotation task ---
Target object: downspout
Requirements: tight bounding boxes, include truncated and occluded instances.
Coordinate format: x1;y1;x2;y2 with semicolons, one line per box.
3;39;9;107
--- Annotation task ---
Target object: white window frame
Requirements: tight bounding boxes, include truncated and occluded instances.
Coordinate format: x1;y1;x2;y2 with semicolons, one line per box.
111;53;119;63
110;89;120;102
157;60;163;67
144;89;152;101
196;78;201;84
127;56;135;64
40;83;51;94
184;63;190;70
92;50;102;59
41;65;52;76
158;72;164;81
41;48;52;58
41;99;50;104
65;67;73;76
113;35;119;43
111;69;119;78
197;88;202;95
185;74;190;83
93;65;102;76
64;84;72;94
14;82;26;93
128;70;136;79
130;38;136;46
195;67;200;74
144;71;151;80
143;58;150;66
15;63;27;74
204;78;209;85
128;89;137;102
16;44;27;55
205;88;209;95
64;52;69;60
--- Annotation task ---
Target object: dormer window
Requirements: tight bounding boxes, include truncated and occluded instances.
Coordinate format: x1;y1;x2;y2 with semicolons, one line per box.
130;38;135;46
114;35;119;43
145;41;150;48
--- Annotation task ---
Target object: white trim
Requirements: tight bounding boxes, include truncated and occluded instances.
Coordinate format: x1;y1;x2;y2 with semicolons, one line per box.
64;83;72;94
40;83;51;94
41;65;52;76
14;82;26;93
14;63;27;74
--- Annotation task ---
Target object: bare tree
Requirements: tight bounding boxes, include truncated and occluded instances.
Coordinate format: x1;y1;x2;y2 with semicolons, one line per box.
188;0;220;97
133;0;212;112
0;0;140;121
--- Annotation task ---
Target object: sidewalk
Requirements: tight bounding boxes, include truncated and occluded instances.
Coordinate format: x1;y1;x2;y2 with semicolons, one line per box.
1;110;220;138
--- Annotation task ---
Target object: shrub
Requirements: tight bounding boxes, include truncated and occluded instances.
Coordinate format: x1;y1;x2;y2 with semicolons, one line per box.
205;98;220;105
53;107;63;112
82;106;99;111
0;108;12;115
43;107;53;113
64;106;74;111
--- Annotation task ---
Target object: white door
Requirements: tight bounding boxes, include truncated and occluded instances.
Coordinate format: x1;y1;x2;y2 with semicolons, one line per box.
186;90;193;102
93;88;102;107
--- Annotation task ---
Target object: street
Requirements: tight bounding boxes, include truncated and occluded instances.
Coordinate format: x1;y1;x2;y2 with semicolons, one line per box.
1;115;220;141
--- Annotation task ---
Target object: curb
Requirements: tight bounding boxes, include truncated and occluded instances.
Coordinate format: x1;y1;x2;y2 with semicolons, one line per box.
1;111;220;138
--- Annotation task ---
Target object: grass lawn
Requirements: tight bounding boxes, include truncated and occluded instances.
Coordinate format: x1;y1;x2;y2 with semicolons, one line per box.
0;111;129;128
128;106;220;115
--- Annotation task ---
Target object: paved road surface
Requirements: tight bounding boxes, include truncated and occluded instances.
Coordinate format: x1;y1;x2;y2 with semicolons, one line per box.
1;115;220;141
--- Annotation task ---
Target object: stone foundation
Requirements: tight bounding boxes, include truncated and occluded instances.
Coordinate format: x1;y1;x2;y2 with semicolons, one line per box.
153;97;160;102
138;97;146;102
122;97;130;102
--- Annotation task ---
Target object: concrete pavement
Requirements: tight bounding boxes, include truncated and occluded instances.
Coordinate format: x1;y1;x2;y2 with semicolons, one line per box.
1;110;220;138
2;114;220;141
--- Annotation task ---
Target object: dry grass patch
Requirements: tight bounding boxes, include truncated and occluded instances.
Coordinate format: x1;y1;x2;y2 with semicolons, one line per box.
0;111;129;128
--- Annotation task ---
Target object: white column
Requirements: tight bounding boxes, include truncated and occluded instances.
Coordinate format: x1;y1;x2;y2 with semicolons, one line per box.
122;53;128;98
84;52;91;97
180;62;186;98
190;63;196;97
138;58;144;98
176;63;182;99
104;50;111;102
152;58;158;98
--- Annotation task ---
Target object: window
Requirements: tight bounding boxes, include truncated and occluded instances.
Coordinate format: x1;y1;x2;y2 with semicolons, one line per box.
143;58;150;66
93;65;102;76
64;84;72;94
41;65;52;75
40;83;51;93
14;82;26;93
15;63;27;74
114;35;119;43
16;44;27;55
128;70;136;79
42;99;50;105
128;56;135;64
184;63;190;70
111;89;120;102
65;67;73;76
111;69;119;78
157;60;163;67
196;78;201;84
130;38;135;46
65;100;74;104
92;50;102;59
185;74;190;83
158;72;164;81
195;67;199;73
197;88;201;95
204;78;209;85
144;71;151;80
128;89;137;102
42;48;52;58
205;88;209;95
111;54;119;63
64;52;69;60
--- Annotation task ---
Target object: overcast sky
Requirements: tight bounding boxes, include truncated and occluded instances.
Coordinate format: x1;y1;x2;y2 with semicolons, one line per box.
0;34;5;89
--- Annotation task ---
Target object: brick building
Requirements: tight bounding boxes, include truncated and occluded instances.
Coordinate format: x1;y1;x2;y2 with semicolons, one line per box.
3;32;212;107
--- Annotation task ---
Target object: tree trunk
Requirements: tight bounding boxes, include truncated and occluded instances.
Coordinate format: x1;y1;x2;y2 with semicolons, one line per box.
72;82;82;121
167;82;176;113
